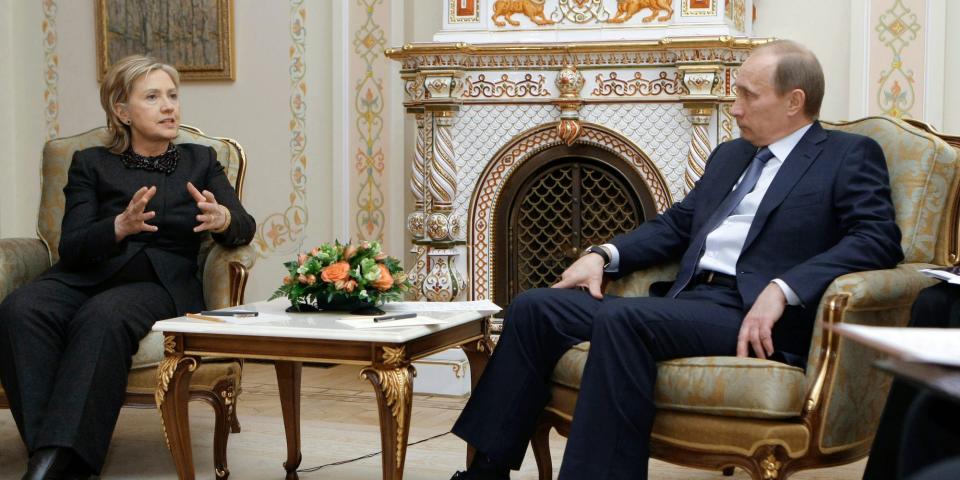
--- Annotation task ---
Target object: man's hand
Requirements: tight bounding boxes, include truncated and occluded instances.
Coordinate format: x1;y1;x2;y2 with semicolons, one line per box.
187;182;228;233
737;282;787;359
114;186;158;242
552;253;605;299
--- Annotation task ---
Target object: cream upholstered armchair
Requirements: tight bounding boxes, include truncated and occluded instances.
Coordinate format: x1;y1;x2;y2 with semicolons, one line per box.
531;116;960;479
0;125;256;479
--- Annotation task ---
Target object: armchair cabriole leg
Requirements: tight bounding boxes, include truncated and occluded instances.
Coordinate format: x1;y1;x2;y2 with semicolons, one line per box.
531;419;554;480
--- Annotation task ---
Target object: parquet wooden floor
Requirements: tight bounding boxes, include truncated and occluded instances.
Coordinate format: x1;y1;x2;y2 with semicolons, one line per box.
0;362;866;479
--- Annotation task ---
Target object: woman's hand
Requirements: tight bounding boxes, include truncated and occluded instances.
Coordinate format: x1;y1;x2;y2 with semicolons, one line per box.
187;182;229;233
114;186;158;242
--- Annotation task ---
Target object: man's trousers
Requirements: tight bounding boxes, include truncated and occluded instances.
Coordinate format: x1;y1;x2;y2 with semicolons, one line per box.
452;283;747;479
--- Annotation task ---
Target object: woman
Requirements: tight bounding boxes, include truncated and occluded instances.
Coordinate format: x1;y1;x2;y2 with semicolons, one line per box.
0;55;255;479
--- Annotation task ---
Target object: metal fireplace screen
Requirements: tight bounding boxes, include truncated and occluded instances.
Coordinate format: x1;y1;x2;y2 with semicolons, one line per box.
494;154;646;308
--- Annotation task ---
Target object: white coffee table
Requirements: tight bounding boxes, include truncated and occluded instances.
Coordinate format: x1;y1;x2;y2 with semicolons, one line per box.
152;299;492;480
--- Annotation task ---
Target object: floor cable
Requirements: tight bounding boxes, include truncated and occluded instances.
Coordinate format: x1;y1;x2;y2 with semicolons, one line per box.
296;430;453;473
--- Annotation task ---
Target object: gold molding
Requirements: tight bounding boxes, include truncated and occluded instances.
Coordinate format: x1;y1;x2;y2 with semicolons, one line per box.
360;366;415;467
804;293;848;415
155;348;198;450
760;452;782;479
386;37;772;59
382;345;407;367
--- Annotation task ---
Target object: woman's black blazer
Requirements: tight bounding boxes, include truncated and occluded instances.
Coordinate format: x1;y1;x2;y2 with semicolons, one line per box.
43;143;256;315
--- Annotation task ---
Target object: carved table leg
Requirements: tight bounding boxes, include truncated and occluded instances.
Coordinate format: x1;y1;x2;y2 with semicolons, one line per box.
361;364;416;480
156;345;200;480
275;361;303;480
462;337;493;467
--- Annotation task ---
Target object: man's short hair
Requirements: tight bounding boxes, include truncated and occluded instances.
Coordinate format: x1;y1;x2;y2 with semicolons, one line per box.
751;40;825;118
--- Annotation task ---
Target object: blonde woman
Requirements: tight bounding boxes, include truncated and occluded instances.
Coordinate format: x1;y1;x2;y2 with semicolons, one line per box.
0;55;255;480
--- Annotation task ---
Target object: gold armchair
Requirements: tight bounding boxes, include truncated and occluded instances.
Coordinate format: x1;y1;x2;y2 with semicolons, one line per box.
0;125;256;479
531;116;960;479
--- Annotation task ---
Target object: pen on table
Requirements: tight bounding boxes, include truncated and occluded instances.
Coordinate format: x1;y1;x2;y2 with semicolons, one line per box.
199;310;259;317
186;313;226;323
373;312;418;323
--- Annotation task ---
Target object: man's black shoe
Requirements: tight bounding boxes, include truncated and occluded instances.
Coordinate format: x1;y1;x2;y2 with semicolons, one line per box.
450;470;509;480
22;447;74;480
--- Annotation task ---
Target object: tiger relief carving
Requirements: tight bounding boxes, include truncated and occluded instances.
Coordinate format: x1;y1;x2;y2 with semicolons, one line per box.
491;0;556;27
608;0;674;23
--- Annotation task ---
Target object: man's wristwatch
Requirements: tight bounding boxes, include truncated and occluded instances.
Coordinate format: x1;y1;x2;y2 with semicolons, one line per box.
582;245;611;268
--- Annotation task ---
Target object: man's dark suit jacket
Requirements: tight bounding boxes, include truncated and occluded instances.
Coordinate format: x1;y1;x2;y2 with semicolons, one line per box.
610;122;904;357
42;143;256;315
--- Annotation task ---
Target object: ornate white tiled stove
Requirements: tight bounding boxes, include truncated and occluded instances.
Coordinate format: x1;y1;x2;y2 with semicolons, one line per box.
387;0;761;395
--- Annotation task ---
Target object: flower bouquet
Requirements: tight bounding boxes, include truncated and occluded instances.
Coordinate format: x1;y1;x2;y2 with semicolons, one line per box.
270;240;410;314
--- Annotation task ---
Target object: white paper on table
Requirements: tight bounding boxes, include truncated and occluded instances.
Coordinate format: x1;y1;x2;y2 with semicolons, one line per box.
828;324;960;367
378;300;502;315
336;315;449;329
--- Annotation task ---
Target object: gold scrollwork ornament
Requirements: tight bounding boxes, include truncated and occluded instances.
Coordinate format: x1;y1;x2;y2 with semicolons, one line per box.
760;452;782;479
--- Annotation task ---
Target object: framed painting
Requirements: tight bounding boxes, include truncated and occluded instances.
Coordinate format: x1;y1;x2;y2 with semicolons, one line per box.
95;0;235;81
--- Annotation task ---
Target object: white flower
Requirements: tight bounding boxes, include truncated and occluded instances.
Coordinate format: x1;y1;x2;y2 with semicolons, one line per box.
297;266;308;274
359;290;369;299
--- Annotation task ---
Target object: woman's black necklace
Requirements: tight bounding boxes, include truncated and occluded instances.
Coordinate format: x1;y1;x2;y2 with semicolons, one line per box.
120;143;179;175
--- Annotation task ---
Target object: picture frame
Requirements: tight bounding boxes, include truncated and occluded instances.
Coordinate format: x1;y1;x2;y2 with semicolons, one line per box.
95;0;235;81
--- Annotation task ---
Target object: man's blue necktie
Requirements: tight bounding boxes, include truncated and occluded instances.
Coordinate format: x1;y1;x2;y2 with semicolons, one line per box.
667;147;775;297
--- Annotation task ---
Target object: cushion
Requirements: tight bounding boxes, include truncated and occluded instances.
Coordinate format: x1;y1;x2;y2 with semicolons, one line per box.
131;331;167;369
650;410;810;458
551;342;806;419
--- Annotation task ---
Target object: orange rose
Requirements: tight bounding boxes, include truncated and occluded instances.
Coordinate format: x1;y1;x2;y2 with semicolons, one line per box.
306;274;317;285
283;275;294;285
336;279;358;293
321;261;351;283
371;264;394;291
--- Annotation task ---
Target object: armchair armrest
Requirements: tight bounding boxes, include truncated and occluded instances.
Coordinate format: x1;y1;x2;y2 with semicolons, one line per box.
819;263;940;312
803;263;940;454
0;238;51;302
605;262;679;298
202;244;257;309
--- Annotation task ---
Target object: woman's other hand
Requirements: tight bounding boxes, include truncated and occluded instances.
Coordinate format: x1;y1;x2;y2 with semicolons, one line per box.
187;182;229;233
114;186;158;242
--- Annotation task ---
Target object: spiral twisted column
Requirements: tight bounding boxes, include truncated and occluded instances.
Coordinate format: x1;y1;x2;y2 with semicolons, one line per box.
684;107;714;192
678;64;722;194
429;111;457;213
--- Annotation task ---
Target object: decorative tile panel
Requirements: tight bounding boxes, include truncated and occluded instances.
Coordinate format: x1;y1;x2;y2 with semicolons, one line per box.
581;103;692;202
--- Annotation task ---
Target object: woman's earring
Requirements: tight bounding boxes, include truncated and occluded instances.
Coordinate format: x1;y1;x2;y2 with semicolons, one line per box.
125;119;131;125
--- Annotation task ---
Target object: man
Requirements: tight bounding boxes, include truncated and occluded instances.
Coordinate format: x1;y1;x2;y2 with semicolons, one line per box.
450;39;904;480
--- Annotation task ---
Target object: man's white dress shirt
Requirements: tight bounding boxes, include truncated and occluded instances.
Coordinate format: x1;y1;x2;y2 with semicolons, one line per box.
602;123;813;306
